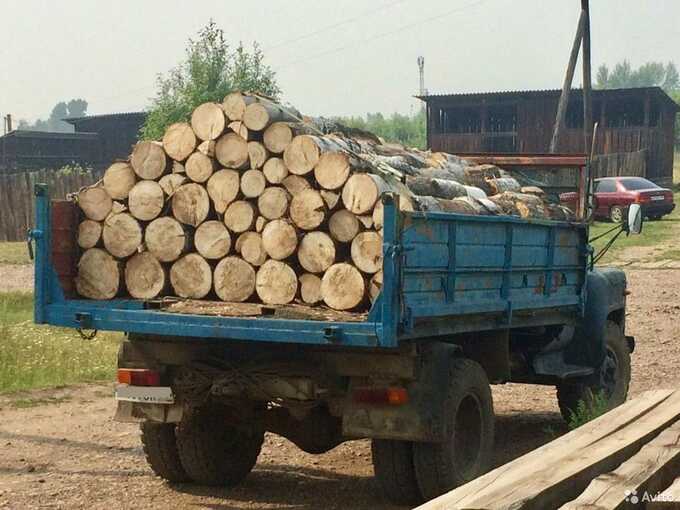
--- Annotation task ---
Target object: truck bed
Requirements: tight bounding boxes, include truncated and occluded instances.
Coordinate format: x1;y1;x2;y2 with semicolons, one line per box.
33;185;588;348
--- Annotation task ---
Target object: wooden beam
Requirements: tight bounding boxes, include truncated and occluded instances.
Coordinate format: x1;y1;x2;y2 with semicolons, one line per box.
549;9;586;153
560;421;680;509
582;0;593;153
414;389;678;510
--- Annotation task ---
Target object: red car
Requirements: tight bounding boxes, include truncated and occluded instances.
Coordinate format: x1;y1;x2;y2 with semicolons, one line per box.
592;177;675;222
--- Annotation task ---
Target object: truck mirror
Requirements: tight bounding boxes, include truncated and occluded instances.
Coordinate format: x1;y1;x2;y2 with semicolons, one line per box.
627;204;643;235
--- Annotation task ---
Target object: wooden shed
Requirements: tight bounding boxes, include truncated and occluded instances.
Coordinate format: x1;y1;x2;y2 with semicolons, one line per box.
0;130;100;173
64;111;147;165
420;87;679;186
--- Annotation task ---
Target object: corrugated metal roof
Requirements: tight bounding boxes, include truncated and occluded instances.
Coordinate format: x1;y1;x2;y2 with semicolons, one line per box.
417;86;680;111
63;111;147;124
1;130;99;139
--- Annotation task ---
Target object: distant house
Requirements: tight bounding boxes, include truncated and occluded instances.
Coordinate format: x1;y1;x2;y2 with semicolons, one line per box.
64;112;147;166
0;111;147;173
419;87;679;187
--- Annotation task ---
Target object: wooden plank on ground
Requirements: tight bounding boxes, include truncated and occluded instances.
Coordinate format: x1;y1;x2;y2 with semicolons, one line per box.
414;389;678;510
648;477;680;509
560;421;680;509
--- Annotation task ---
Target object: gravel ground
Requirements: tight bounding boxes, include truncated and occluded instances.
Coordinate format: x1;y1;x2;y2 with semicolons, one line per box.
0;268;678;509
0;264;33;293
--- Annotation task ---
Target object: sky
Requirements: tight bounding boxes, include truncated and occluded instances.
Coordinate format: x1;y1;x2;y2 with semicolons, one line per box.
1;0;679;124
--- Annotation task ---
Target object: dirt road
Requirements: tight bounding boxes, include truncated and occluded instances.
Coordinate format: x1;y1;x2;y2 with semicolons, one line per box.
1;268;678;509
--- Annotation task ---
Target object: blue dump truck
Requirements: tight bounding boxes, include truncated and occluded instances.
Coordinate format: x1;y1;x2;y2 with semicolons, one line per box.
32;155;640;506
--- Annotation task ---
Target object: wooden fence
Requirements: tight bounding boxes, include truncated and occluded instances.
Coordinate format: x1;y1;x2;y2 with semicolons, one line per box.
590;149;647;179
0;169;102;242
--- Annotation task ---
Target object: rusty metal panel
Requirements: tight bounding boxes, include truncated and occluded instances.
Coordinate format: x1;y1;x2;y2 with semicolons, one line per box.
50;200;78;297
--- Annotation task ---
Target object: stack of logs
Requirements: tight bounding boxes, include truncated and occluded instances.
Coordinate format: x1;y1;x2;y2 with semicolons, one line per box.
74;92;570;311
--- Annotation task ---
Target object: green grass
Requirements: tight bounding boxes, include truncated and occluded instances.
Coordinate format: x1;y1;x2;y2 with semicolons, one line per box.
0;292;121;393
567;390;610;430
0;242;31;265
589;191;680;264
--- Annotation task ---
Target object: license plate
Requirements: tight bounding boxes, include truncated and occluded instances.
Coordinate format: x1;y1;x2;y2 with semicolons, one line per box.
115;384;174;404
651;196;664;201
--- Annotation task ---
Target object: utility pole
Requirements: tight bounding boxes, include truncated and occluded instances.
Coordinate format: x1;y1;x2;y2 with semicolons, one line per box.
581;0;593;154
417;56;426;96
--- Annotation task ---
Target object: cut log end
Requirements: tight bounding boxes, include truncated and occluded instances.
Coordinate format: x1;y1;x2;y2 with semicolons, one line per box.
261;219;298;260
351;231;383;274
256;260;298;305
185;152;215;183
103;162;137;200
247;141;268;169
170;254;212;299
191;102;226;141
76;248;120;300
328;209;360;243
342;173;379;215
215;132;249;169
240;169;266;198
77;220;102;249
207;169;240;214
314;152;350;190
222;92;252;121
125;252;166;299
172;183;210;227
131;141;167;180
195;220;231;259
298;231;336;274
77;185;113;222
368;271;383;303
128;180;165;221
257;187;290;220
263;122;293;154
223;200;256;233
162;122;197;161
214;256;256;302
290;189;326;230
239;232;268;266
102;212;143;259
263;157;289;184
321;263;365;311
299;273;322;305
145;216;189;263
284;135;320;175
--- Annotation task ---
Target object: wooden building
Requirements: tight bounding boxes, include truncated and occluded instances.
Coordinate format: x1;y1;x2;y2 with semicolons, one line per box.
0;111;146;173
64;112;146;165
420;87;679;186
0;130;100;173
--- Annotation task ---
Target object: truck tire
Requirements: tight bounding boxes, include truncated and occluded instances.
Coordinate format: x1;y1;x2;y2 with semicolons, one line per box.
140;422;189;483
556;320;631;423
412;358;494;501
371;439;423;506
176;405;264;486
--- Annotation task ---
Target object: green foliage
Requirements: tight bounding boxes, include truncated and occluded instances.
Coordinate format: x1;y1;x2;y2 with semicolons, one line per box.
595;61;679;90
337;109;426;149
567;389;609;430
17;99;88;133
0;242;31;265
0;292;121;392
142;20;280;140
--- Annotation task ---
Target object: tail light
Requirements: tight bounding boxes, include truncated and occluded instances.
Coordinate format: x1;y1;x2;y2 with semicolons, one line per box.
634;193;649;204
353;387;409;406
117;368;161;386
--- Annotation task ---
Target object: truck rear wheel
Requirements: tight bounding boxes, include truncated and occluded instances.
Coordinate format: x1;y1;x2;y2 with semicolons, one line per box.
176;405;264;486
140;422;189;483
556;320;631;424
412;358;494;501
371;439;423;506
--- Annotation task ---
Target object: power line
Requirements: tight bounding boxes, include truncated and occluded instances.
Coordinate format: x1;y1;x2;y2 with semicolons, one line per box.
265;0;407;51
276;0;491;70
